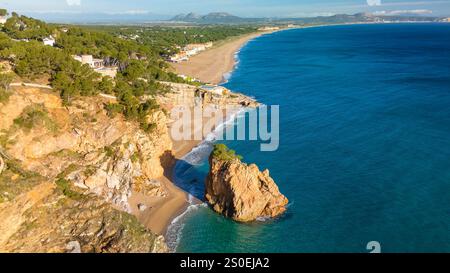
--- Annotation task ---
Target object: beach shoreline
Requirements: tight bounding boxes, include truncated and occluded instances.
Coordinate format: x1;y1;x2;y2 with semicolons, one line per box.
170;29;284;85
131;31;275;239
128;138;202;237
130;107;244;241
131;29;289;248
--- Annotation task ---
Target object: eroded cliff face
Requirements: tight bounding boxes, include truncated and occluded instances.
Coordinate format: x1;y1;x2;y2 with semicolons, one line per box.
0;181;167;253
0;87;172;252
205;150;288;222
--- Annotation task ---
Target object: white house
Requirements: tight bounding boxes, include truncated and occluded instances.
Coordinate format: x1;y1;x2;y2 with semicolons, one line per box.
0;16;7;25
258;26;280;31
169;52;189;63
184;42;213;57
72;54;117;78
73;55;104;68
43;36;56;47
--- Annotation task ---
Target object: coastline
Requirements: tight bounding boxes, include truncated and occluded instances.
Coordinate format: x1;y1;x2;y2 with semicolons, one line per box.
137;28;288;249
149;22;389;247
129;109;243;240
169;22;435;85
170;30;282;85
133;31;274;239
145;23;352;248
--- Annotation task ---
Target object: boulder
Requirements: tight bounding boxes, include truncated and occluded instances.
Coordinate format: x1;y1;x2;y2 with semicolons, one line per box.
205;144;288;222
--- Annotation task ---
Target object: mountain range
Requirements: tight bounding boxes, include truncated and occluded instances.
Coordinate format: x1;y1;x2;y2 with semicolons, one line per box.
17;11;444;25
170;12;253;24
170;12;441;24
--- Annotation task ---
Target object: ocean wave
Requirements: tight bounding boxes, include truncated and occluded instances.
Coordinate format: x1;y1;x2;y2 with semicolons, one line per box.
165;201;207;252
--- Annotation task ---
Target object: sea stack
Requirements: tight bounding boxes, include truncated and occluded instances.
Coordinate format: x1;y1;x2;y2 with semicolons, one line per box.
205;144;288;222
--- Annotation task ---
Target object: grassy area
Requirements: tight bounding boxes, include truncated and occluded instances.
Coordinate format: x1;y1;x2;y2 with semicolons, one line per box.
212;143;243;162
0;158;43;203
13;104;58;133
0;88;12;104
55;177;84;201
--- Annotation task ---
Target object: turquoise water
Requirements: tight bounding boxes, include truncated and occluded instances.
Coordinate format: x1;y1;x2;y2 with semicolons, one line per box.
169;24;450;253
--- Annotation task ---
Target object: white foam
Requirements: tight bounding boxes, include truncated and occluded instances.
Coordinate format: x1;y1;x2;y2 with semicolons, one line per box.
165;202;207;252
166;108;246;252
256;216;271;222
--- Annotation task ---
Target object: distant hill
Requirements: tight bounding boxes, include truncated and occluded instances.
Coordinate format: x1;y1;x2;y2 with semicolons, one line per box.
170;12;253;24
15;10;442;25
169;11;440;25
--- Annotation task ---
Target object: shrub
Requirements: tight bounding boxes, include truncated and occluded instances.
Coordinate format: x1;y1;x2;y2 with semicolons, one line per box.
0;88;11;103
0;73;14;103
140;122;157;133
55;178;83;200
105;102;124;118
212;144;243;162
13;104;58;133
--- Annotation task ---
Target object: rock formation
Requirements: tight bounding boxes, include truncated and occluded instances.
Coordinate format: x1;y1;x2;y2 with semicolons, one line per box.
0;87;170;252
205;144;288;222
0;181;167;253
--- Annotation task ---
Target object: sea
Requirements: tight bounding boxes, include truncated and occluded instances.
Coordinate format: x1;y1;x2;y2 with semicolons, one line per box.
166;23;450;253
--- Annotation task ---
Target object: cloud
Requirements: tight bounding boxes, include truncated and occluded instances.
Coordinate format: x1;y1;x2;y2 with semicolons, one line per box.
285;12;337;18
373;9;433;15
66;0;81;6
367;0;382;7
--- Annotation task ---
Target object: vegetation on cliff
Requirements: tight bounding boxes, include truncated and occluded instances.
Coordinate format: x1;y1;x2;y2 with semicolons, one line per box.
0;72;13;103
212;143;243;162
13;104;58;133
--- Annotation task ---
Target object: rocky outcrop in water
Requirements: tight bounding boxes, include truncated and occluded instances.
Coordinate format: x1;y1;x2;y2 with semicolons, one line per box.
205;144;288;222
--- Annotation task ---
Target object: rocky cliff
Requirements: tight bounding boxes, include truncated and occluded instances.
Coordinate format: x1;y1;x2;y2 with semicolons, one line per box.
0;86;171;252
205;144;288;222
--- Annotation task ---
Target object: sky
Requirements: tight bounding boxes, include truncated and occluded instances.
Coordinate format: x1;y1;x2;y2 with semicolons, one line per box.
1;0;450;19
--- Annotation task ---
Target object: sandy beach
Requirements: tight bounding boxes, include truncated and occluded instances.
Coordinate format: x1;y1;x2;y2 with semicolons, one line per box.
129;108;233;236
171;31;276;84
129;136;202;236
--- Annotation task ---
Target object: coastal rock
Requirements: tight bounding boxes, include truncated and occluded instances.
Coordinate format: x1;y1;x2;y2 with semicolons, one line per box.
66;241;81;253
0;181;168;253
0;87;172;252
205;144;288;222
1;89;172;212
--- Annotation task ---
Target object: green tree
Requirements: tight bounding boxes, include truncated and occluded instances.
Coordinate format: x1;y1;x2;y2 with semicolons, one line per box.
0;73;14;103
98;77;114;94
212;144;243;162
